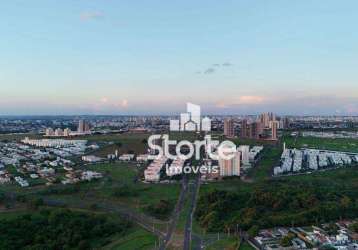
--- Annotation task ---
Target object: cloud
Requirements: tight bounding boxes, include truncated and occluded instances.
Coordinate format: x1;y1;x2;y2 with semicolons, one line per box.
237;95;265;104
93;98;129;112
222;62;233;67
197;62;233;75
211;95;358;115
204;68;215;74
80;11;104;21
120;99;128;108
344;104;358;114
216;95;265;108
100;97;108;103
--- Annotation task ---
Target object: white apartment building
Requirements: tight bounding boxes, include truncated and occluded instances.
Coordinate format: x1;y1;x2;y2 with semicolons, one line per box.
238;145;250;165
144;156;168;182
166;157;185;176
219;150;241;177
22;137;87;148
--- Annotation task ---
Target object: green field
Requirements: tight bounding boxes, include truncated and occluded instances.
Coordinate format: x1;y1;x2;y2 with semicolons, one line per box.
283;135;358;153
0;210;28;220
103;227;157;250
239;241;255;250
88;163;180;212
36;163;180;219
0;133;42;142
206;237;239;250
247;146;282;180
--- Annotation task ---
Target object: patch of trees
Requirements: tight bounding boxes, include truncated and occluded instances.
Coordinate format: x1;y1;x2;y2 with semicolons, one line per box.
280;233;295;247
0;209;131;250
145;199;173;219
196;176;358;233
349;222;358;233
39;185;81;195
111;184;139;197
324;223;339;235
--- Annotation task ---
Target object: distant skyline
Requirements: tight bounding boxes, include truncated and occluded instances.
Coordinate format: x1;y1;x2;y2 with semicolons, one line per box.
1;1;358;115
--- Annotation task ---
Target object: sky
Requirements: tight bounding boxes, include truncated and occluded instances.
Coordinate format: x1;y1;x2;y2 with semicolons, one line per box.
1;0;358;116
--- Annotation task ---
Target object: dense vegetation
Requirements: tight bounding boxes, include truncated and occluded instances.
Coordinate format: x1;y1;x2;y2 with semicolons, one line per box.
196;169;358;233
349;222;358;233
0;209;131;250
145;199;174;219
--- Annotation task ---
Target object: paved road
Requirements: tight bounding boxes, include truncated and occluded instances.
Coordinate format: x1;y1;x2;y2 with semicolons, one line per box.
160;175;189;250
183;174;201;250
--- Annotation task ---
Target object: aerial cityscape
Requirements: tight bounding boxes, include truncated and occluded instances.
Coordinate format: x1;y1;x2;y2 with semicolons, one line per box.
1;1;358;250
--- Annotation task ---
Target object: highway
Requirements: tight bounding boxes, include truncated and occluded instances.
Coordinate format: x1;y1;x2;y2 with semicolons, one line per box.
160;175;189;250
183;174;201;250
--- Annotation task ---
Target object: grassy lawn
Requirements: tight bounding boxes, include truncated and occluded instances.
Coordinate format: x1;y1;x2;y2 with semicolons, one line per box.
87;163;180;211
83;133;149;142
102;227;157;250
247;146;282;180
85;132;201;157
283;135;358;153
206;237;239;250
239;241;255;250
0;210;28;220
230;137;278;147
0;133;42;142
92;143;145;157
34;162;180;219
0;158;180;221
200;178;254;196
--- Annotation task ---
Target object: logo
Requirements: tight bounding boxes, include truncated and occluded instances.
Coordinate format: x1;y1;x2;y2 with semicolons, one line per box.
146;103;238;176
170;103;211;132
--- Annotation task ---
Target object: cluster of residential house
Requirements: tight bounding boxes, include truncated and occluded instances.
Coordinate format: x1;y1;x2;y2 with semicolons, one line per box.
14;176;29;187
254;220;358;250
83;152;139;163
0;139;102;188
0;169;11;184
22;137;87;150
136;154;151;162
274;148;358;176
61;169;103;185
118;154;135;161
82;155;103;163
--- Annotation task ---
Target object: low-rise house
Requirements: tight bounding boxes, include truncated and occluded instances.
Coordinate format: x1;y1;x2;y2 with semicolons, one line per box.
81;171;103;181
14;176;29;187
136;154;150;162
82;155;102;162
38;167;55;177
118;154;135;161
